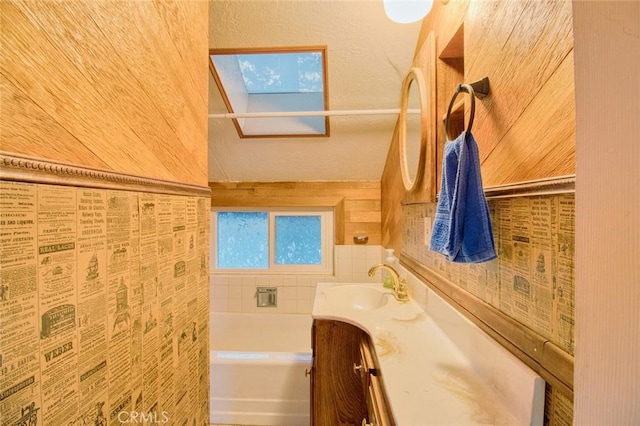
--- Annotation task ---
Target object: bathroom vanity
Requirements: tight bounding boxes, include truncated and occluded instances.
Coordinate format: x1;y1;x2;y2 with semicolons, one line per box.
311;282;545;425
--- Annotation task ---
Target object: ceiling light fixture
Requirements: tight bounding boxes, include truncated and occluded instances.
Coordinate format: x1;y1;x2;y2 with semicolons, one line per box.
383;0;433;24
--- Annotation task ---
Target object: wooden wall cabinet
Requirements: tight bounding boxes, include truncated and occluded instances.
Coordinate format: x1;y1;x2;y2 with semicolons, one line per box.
311;320;395;426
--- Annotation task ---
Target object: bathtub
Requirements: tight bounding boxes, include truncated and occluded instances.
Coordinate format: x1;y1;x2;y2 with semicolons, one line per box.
210;312;313;425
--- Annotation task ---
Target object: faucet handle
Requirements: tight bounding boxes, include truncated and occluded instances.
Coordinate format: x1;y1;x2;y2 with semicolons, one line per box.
394;278;410;302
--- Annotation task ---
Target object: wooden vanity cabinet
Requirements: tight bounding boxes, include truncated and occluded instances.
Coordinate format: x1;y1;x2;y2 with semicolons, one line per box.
311;319;395;426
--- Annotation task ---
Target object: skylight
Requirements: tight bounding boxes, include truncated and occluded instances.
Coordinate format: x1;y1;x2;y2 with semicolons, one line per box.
238;52;323;94
209;47;329;138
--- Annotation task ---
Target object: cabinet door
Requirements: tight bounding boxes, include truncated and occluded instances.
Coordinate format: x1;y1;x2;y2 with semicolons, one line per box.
310;321;315;424
312;320;367;425
356;338;372;395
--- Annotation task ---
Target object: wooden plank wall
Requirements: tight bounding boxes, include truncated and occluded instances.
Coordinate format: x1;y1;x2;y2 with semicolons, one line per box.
0;0;209;186
209;182;382;245
381;123;404;252
464;0;575;185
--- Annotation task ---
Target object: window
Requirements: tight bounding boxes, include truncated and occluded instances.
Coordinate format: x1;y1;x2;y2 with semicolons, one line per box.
212;209;333;273
209;46;329;138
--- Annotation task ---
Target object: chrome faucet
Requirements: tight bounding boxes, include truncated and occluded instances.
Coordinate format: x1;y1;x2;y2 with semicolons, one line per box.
367;263;409;302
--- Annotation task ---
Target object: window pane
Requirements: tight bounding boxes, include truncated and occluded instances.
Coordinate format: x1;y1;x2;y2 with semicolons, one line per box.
275;215;321;265
217;212;268;268
236;52;324;94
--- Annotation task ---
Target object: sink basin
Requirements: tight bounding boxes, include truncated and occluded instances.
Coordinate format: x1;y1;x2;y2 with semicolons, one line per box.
324;285;389;310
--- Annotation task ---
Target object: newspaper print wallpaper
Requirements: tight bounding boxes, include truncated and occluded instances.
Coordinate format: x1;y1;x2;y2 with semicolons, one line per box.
402;193;575;425
0;181;210;425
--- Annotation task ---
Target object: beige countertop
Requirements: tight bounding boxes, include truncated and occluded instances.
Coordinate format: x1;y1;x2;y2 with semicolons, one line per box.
312;282;544;426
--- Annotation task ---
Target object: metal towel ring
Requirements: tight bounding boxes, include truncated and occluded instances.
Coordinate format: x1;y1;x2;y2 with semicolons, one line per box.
444;83;476;142
443;76;490;142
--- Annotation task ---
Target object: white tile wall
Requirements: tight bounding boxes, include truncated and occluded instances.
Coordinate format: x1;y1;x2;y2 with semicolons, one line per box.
209;245;387;314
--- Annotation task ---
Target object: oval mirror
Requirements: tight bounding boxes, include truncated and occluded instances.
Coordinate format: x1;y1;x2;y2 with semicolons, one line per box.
398;68;428;192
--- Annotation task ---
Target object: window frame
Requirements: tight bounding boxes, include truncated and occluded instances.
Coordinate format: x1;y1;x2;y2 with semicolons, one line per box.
208;46;330;138
211;207;334;274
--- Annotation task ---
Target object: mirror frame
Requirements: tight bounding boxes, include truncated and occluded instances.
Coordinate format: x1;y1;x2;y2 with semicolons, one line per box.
398;67;428;193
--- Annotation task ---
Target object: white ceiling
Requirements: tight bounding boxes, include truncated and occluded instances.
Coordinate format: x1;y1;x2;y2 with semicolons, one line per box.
208;0;422;182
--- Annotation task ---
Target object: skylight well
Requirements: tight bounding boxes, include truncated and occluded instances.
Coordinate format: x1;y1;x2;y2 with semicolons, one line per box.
209;47;329;138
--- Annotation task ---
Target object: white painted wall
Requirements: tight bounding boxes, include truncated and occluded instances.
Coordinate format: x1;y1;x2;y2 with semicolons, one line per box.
573;1;640;424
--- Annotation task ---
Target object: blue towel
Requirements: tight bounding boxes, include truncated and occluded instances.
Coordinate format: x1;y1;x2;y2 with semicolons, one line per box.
429;131;496;263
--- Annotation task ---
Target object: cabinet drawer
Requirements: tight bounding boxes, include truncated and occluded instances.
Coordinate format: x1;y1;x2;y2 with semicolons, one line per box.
360;336;395;426
366;374;394;426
